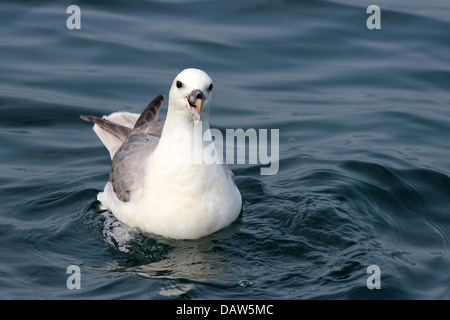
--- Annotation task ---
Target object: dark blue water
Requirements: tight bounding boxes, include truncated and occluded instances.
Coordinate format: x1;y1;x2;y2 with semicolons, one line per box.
1;0;449;299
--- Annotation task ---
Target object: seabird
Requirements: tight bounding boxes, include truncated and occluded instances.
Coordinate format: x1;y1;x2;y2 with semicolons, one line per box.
81;68;242;239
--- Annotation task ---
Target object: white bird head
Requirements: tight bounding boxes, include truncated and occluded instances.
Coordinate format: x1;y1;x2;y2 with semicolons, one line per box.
168;68;214;123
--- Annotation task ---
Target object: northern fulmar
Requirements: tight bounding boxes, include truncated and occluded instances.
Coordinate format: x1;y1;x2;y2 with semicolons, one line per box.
81;68;242;239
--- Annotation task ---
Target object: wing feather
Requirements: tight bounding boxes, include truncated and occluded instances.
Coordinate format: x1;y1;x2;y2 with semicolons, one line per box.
132;94;164;133
81;94;166;202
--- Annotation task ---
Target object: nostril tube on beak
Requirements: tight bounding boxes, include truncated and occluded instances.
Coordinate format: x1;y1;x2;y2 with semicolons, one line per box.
189;89;205;104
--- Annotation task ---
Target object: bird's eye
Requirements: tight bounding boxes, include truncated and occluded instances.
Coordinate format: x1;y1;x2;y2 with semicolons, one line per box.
208;83;213;91
176;80;183;88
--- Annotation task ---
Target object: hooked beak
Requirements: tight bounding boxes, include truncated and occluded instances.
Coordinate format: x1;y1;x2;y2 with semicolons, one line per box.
187;89;204;123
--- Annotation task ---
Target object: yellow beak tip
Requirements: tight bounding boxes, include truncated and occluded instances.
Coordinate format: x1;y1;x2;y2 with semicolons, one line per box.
196;100;203;112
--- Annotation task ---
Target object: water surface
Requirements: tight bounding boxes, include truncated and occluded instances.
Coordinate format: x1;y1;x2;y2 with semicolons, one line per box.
0;0;449;299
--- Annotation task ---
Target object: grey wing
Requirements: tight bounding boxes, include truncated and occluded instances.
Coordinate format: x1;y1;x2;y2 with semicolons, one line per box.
109;133;160;202
132;94;164;134
109;95;165;201
80;94;165;159
81;94;166;202
79;115;132;140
